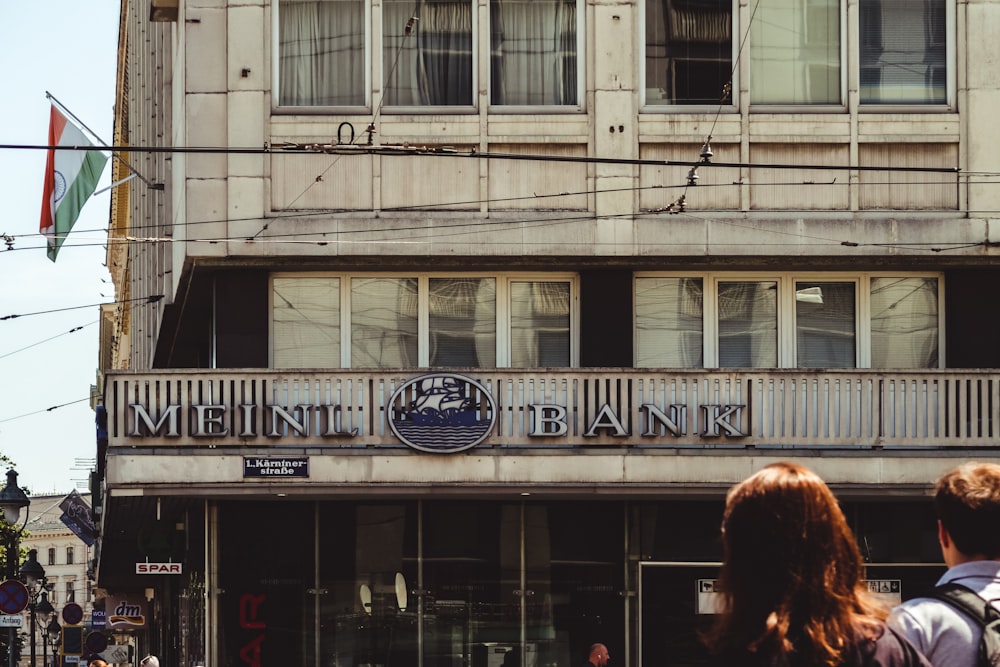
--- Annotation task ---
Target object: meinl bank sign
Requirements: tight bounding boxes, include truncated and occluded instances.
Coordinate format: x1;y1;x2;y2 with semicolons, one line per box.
111;371;751;450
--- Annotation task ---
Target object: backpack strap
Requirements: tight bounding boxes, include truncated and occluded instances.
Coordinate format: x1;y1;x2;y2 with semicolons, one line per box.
924;583;1000;626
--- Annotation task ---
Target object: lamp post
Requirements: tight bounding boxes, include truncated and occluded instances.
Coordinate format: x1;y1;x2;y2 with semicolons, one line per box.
19;550;47;667
0;470;31;667
45;620;59;667
35;591;53;667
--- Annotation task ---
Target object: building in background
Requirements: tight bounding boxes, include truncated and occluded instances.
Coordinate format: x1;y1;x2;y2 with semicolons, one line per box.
94;0;1000;665
19;493;94;667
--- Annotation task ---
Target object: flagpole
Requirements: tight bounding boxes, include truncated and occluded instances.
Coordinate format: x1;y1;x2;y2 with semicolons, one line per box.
45;91;163;191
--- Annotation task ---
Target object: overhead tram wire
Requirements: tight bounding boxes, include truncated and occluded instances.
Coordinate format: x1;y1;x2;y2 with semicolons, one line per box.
0;141;961;175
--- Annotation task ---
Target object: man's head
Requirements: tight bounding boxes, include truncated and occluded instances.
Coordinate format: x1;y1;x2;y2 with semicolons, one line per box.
588;643;610;666
935;462;1000;561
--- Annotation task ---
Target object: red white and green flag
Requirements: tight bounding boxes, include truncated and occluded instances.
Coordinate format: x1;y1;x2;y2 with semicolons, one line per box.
39;104;109;262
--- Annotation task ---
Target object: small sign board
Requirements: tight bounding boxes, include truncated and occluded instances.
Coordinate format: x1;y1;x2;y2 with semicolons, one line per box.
696;578;724;615
243;457;309;477
136;562;183;575
0;615;24;627
865;579;902;605
91;609;106;630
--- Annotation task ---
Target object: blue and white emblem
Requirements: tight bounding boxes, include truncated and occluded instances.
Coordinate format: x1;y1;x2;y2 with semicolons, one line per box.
388;373;496;453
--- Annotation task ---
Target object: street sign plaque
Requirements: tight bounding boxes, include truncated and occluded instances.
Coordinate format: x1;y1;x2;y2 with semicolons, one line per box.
0;615;24;627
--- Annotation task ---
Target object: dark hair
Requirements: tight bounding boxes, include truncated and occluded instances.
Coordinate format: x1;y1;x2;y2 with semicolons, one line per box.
935;462;1000;558
708;462;885;667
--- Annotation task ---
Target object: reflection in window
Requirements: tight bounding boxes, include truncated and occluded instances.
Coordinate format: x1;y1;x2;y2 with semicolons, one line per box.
635;277;704;368
750;0;840;104
384;0;474;106
860;0;946;104
429;278;496;367
795;282;855;368
278;0;366;106
272;277;341;368
351;278;418;368
645;0;733;105
511;282;570;367
490;0;578;105
718;281;777;367
870;278;938;368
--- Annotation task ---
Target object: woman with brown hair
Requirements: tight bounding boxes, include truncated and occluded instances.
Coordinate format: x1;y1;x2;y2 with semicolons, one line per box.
707;462;930;667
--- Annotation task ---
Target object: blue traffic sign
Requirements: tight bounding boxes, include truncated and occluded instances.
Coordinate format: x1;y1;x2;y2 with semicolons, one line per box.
0;580;28;615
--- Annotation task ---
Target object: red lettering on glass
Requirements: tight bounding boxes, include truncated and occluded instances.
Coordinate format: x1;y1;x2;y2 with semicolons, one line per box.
239;594;266;629
239;634;264;667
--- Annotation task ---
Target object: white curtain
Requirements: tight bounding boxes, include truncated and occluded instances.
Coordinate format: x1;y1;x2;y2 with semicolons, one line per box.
279;0;366;106
490;0;577;105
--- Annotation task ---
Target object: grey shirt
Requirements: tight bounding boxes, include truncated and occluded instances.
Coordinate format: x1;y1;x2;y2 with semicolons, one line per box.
888;560;1000;667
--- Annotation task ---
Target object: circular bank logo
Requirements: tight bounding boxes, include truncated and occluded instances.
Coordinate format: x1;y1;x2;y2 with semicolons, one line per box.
388;373;497;453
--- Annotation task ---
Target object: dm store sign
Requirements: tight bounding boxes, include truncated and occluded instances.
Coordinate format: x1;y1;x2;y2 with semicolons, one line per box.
388;374;496;453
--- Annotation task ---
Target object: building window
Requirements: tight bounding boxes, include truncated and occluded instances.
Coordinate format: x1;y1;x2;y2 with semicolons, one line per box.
644;0;734;105
272;274;576;368
750;0;842;105
66;546;74;565
859;0;947;104
489;0;579;105
278;0;366;106
635;274;939;369
47;548;55;566
643;0;949;108
276;0;581;108
66;581;75;603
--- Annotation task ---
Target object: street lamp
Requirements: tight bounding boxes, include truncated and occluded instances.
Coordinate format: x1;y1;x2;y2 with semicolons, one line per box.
19;551;47;667
45;620;59;667
0;470;31;667
35;593;53;667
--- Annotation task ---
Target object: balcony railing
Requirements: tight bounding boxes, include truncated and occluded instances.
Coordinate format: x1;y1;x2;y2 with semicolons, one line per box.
104;369;1000;449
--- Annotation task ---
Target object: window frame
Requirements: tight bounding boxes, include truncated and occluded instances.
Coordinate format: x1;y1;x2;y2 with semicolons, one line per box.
272;0;373;112
270;272;579;368
272;0;586;113
634;272;943;369
640;0;740;111
639;0;955;113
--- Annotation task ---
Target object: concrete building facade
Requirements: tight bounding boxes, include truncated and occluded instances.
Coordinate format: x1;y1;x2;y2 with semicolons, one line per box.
95;0;1000;665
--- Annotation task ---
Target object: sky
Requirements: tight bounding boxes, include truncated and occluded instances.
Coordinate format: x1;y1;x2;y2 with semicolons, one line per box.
0;1;120;495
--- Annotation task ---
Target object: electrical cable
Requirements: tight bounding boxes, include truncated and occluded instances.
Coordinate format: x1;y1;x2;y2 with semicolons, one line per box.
0;321;97;361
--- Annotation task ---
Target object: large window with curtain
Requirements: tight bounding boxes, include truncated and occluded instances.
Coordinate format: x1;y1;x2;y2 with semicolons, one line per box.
644;0;734;105
635;273;940;369
750;0;842;104
278;0;367;106
277;0;581;108
271;274;576;368
859;0;947;104
643;0;951;108
490;0;579;105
